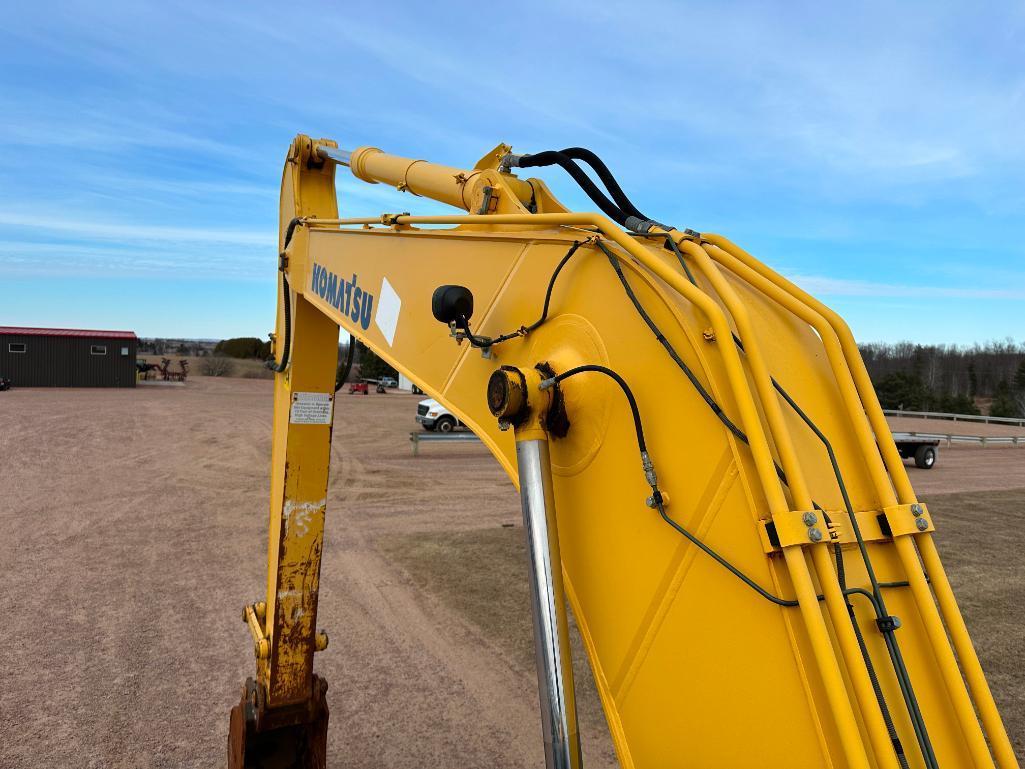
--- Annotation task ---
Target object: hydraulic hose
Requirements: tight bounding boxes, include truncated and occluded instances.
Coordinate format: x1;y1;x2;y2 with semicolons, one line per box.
267;217;304;374
543;365;647;453
450;239;588;350
513;151;630;226
267;274;292;373
335;334;356;392
558;147;647;221
596;240;790;489
835;546;913;769
509;148;667;232
542;363;918;613
488;240;587;344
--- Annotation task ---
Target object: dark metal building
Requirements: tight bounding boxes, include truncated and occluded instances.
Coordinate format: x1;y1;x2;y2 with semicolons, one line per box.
0;327;138;388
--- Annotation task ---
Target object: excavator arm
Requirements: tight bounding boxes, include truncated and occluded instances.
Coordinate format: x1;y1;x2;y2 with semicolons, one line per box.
227;134;1018;769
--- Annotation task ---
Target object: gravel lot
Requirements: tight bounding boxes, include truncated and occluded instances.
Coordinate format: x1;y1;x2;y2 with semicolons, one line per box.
0;378;1020;767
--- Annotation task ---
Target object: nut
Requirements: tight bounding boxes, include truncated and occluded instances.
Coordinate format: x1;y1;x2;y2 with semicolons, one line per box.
915;517;929;532
808;527;824;542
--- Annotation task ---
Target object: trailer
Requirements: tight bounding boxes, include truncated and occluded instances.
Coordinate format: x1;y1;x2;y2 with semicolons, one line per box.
893;433;940;469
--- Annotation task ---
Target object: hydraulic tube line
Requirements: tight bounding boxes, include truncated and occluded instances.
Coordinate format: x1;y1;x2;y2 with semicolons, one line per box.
516;437;582;769
677;238;902;769
703;235;1013;769
705;235;1018;769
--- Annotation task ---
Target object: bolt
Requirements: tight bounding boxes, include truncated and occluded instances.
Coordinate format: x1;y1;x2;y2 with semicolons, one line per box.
498;420;511;432
802;512;817;526
808;527;824;542
915;517;929;531
911;504;923;516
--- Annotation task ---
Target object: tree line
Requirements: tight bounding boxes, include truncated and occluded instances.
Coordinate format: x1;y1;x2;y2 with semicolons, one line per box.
859;340;1025;417
208;337;397;383
164;334;1025;417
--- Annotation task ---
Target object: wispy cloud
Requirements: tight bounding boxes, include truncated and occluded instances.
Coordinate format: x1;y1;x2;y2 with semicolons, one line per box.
0;212;271;246
789;274;1025;301
1;0;1023;340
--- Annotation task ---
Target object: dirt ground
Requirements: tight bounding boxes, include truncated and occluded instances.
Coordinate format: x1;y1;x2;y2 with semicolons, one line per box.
0;378;1021;767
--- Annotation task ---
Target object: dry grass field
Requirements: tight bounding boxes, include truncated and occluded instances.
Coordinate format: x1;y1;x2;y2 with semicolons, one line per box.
138;355;275;380
0;378;1021;767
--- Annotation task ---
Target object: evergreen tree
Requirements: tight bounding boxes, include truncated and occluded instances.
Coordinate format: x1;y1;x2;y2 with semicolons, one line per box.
356;341;398;380
875;372;931;411
214;337;269;359
990;380;1022;418
1014;359;1025;392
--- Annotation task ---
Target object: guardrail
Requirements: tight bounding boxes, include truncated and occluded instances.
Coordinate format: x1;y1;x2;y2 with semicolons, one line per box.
409;430;481;456
883;409;1025;427
895;431;1024;448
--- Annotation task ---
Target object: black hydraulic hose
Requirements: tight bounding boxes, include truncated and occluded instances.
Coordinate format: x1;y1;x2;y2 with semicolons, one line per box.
546;365;647;452
835;545;913;769
484;240;587;345
558;147;648;221
666;230;896;623
267;217;304;374
688;286;937;766
282;216;303;249
549;363;919;612
663;234;699;284
267;274;292;373
549;365;799;606
596;240;791;488
845;587;939;769
516;150;630;226
335;334;356;392
771;377;937;767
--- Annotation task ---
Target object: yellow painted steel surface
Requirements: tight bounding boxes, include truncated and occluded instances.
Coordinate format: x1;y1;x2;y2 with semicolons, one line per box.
259;139;340;706
253;135;1018;768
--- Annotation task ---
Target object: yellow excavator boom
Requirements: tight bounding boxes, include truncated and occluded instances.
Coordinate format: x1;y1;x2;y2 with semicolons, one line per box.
227;134;1018;769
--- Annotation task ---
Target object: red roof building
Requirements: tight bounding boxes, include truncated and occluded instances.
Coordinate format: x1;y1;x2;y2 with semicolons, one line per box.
0;326;139;388
0;326;137;339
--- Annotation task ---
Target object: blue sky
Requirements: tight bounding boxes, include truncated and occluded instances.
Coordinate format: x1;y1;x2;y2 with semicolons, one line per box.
1;1;1023;343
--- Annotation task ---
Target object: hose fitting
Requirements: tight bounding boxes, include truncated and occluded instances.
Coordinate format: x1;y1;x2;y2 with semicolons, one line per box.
625;216;674;234
499;153;527;172
641;450;658;489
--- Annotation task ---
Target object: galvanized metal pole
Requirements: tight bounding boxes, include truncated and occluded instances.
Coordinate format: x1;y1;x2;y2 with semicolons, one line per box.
515;438;582;769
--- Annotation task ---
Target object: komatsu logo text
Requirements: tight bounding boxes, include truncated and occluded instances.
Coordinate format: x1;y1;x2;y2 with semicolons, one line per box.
310;263;374;331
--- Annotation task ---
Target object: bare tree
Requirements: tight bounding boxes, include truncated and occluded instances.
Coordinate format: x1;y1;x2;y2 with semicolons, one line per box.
860;340;1024;400
199;357;235;377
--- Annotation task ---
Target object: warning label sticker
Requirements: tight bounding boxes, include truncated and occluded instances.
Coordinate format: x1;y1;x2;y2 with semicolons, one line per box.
290;392;333;425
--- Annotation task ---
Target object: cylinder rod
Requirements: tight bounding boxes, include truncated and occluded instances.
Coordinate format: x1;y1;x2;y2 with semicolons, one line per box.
516;438;582;769
316;146;352;167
